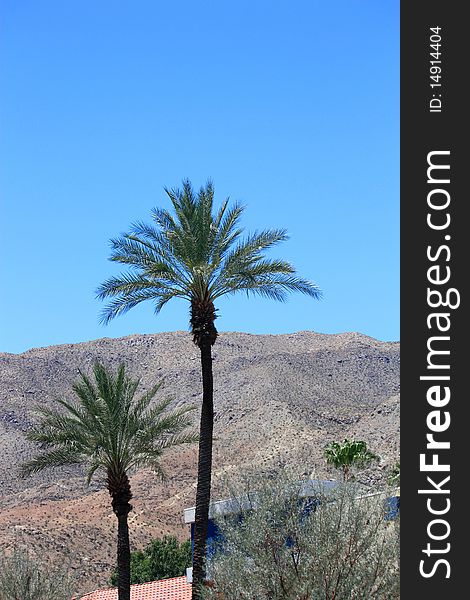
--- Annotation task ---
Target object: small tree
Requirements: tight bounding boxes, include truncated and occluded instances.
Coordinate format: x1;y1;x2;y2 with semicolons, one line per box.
110;536;192;585
0;549;75;600
22;362;197;600
201;473;399;600
324;438;378;481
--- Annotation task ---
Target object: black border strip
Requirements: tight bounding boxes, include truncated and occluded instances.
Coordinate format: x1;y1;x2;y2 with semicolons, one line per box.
401;3;466;597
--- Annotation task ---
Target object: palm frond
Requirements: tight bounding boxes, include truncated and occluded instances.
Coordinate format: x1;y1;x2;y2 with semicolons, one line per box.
97;272;172;298
152;203;198;267
85;461;103;486
153;290;182;314
225;229;289;267
130;456;167;481
210;201;245;263
98;285;186;325
110;234;193;291
109;236;164;269
212;259;322;301
129;381;166;420
154;431;199;450
124;232;193;288
21;448;82;477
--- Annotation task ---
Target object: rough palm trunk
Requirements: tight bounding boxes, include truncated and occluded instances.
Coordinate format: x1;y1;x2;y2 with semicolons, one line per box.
192;338;214;599
116;512;131;600
109;471;133;600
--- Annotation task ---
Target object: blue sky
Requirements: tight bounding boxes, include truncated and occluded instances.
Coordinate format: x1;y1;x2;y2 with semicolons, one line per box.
0;1;399;354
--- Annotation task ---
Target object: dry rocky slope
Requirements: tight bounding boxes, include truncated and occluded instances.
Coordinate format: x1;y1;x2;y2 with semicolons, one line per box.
0;331;399;593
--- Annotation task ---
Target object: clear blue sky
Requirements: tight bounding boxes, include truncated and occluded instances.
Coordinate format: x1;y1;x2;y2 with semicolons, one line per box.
0;1;399;354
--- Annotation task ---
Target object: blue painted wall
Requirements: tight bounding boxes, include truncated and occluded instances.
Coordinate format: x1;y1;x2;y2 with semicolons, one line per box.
190;494;400;561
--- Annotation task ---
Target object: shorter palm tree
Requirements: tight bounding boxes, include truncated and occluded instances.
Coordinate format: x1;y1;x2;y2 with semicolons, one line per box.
22;362;197;600
324;439;378;481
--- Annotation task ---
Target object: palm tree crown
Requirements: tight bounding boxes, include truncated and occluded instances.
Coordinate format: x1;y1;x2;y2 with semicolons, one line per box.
22;362;196;488
97;180;321;344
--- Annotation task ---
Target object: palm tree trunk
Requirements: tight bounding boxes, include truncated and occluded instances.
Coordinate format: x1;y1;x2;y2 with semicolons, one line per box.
109;470;133;600
192;338;214;599
116;511;131;600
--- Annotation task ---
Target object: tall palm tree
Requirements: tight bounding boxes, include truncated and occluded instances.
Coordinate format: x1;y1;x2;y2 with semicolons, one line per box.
96;180;321;597
22;362;197;600
324;439;378;481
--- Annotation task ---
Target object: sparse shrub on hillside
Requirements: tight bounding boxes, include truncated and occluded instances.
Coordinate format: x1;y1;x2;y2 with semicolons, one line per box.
0;549;75;600
388;460;400;486
324;438;378;481
201;473;400;600
110;536;191;585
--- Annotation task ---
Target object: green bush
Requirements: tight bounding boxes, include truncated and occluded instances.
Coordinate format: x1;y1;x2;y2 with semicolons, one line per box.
111;536;191;585
201;473;399;600
0;549;76;600
324;438;378;481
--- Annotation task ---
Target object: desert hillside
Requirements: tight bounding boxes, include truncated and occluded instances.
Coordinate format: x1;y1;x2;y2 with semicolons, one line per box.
0;331;399;595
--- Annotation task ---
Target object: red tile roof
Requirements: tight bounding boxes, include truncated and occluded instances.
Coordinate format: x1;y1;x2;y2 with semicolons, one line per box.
78;576;191;600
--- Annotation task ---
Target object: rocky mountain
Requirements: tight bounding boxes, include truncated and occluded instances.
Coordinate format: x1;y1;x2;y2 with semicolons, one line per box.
0;331;399;595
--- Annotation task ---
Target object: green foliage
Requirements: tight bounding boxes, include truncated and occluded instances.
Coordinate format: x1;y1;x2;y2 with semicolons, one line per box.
22;362;197;483
110;536;192;585
324;438;378;481
0;550;76;600
96;179;321;324
201;473;400;600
